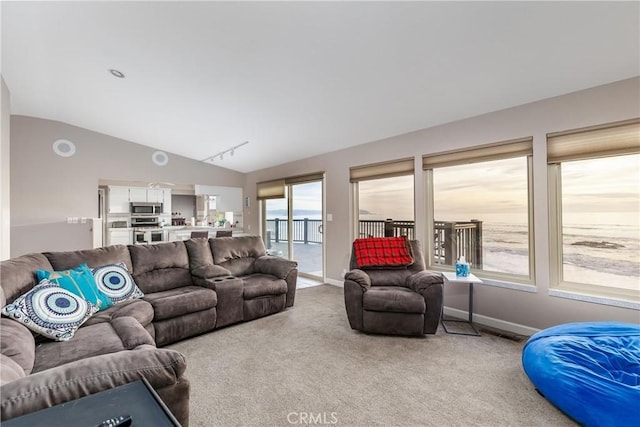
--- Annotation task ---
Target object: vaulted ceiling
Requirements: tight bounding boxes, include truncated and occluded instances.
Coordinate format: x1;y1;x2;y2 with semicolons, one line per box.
2;1;638;172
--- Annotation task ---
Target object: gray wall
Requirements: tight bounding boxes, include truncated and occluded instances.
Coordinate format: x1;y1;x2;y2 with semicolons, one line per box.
245;77;640;330
10;115;244;255
1;76;10;260
172;194;197;220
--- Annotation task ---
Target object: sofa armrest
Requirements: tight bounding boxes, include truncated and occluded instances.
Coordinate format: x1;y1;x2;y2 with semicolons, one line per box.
254;256;297;280
406;270;442;293
407;271;443;334
1;345;187;422
343;270;371;331
344;269;371;291
191;264;231;280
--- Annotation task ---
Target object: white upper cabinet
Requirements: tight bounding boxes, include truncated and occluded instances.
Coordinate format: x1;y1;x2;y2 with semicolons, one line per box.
129;188;148;203
108;186;172;214
146;188;163;203
107;186;130;213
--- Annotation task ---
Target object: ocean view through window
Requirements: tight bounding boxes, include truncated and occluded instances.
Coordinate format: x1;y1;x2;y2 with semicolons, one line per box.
357;175;415;224
431;156;532;279
557;154;640;297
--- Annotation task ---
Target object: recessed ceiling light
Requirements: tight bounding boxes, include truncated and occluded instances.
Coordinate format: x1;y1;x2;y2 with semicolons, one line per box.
109;69;125;78
52;139;76;157
152;151;169;166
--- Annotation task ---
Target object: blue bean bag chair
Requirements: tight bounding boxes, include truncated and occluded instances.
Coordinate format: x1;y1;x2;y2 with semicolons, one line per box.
522;322;640;427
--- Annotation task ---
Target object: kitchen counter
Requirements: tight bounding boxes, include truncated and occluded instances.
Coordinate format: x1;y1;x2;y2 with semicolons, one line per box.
108;226;246;244
166;227;246;242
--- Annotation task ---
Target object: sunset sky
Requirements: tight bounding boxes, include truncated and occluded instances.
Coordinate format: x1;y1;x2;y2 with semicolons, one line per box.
267;154;639;228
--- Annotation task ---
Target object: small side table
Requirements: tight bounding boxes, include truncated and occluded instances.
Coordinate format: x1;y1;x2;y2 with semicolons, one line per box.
441;272;482;336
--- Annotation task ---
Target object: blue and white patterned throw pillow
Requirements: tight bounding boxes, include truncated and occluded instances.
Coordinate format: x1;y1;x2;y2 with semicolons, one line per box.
1;279;98;341
91;262;144;304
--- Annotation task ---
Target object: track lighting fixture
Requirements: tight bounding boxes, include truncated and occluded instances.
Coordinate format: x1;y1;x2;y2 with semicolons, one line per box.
201;141;249;163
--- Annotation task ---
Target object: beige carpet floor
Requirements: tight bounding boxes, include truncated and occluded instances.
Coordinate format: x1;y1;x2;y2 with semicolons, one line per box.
168;285;575;427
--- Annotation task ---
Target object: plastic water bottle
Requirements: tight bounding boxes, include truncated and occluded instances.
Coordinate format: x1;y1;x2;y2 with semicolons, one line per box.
455;256;470;277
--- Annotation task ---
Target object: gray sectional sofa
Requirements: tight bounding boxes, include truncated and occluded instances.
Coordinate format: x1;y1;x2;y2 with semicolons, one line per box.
0;235;298;425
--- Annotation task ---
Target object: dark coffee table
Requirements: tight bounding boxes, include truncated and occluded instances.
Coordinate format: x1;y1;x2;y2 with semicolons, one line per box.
3;377;180;427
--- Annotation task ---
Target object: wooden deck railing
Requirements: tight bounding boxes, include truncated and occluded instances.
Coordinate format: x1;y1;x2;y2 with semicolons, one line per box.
433;220;483;268
266;218;323;246
266;218;483;268
358;219;415;240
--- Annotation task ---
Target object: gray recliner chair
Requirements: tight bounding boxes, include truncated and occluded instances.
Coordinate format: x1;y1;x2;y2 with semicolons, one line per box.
343;239;443;336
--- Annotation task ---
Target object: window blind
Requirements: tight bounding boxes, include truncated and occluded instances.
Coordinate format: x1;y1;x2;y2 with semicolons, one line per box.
284;172;324;185
422;137;533;169
547;119;640;163
256;179;285;200
349;157;414;182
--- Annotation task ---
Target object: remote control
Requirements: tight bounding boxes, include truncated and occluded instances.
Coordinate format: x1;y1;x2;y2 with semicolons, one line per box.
95;415;132;427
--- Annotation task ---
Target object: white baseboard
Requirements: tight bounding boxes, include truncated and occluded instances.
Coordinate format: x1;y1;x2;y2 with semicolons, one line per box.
325;278;343;287
443;307;539;337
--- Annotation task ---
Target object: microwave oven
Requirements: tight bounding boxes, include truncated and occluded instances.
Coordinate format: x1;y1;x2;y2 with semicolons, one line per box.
130;202;163;215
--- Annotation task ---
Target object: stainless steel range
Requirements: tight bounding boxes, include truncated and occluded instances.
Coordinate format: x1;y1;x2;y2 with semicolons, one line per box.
131;216;164;244
131;216;159;228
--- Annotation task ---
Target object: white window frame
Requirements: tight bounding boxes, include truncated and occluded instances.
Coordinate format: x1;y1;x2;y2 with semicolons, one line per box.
547;119;640;303
423;138;535;285
350;158;416;242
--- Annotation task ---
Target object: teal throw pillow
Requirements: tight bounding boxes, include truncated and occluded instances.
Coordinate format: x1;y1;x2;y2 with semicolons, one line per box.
36;264;113;312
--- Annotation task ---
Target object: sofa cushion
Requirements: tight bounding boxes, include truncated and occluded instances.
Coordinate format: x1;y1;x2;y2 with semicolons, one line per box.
143;286;217;320
32;317;155;373
363;286;426;314
44;245;133;273
91;262;144;304
2;280;98;342
36;264;113;312
210;236;267;263
242;274;288;300
219;258;257;276
185;237;231;278
129;242;192;293
209;236;266;276
0;354;25;385
0;253;54;305
82;298;154;329
0;318;36;375
185;238;214;274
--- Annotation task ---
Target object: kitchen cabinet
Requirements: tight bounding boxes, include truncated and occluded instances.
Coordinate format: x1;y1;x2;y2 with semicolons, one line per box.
107;186;130;214
162;189;172;214
109;229;132;245
129;188;148;203
146;188;163;203
108;186;172;214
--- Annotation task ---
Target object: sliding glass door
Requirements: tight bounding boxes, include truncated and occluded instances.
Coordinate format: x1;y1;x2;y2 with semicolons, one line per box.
291;181;323;278
261;177;324;281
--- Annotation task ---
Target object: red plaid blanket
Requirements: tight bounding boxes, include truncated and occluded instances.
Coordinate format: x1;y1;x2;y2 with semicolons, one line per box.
353;237;414;268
